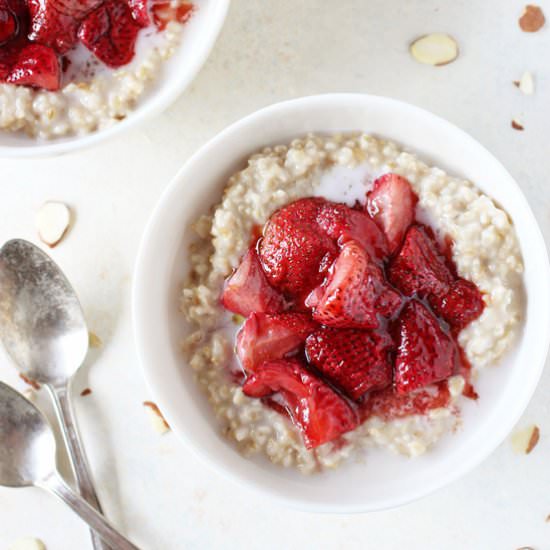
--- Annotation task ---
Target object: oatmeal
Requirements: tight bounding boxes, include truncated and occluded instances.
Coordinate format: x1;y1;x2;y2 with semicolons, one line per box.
0;0;194;139
181;133;523;474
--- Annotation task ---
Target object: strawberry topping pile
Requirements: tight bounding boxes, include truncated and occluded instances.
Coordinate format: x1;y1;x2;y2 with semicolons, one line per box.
0;0;193;91
221;173;485;450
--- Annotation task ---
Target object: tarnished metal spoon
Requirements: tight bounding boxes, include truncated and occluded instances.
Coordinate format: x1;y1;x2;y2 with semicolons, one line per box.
0;239;107;550
0;381;139;549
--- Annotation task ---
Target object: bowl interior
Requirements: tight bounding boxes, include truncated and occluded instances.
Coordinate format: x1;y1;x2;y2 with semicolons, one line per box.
133;94;550;512
0;0;229;156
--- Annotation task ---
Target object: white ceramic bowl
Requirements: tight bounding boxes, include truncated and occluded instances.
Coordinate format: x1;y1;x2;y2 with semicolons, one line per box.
133;94;550;513
0;0;229;158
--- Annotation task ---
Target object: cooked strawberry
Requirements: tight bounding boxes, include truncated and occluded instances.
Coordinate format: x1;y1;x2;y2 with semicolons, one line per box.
152;1;193;31
316;202;389;260
388;224;454;298
0;5;17;45
430;279;485;330
126;0;149;26
78;0;141;68
0;54;12;80
305;328;393;400
242;359;358;449
28;0;102;54
236;312;317;372
258;198;338;298
3;0;26;21
310;240;402;329
366;173;418;253
0;0;35;80
0;17;19;79
221;246;285;317
394;300;458;394
361;381;451;420
6;43;60;90
303;284;324;309
3;0;28;22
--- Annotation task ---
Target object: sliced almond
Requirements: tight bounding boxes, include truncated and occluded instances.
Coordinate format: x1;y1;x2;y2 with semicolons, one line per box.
88;331;103;348
8;538;46;550
517;71;535;95
36;201;71;248
511;424;540;453
144;401;170;434
526;425;540;453
519;5;545;32
410;33;458;66
19;373;41;390
511;118;525;131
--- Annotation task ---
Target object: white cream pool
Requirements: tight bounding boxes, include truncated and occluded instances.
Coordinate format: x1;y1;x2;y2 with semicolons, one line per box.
180;133;524;474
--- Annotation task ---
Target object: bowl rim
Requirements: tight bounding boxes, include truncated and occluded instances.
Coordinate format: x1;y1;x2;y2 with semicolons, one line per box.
132;93;550;513
0;0;230;159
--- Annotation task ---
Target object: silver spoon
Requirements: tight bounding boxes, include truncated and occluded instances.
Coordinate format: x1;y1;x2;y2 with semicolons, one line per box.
0;381;140;549
0;239;107;550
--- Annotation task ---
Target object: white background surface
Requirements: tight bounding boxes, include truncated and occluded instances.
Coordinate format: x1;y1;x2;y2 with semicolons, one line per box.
1;1;549;549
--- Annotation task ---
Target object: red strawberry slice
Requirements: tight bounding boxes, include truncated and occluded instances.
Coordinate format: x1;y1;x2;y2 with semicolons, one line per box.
394;300;458;394
361;381;451;421
309;240;402;329
0;5;17;45
0;51;13;82
303;284;324;309
0;0;35;78
388;224;454;298
28;0;102;54
429;279;484;330
151;1;193;31
126;0;149;26
316;202;389;260
259;198;338;298
221;246;285;317
242;359;358;449
78;0;141;68
2;0;27;21
305;328;393;400
0;17;19;79
0;1;65;92
366;173;418;253
236;312;317;372
6;43;60;90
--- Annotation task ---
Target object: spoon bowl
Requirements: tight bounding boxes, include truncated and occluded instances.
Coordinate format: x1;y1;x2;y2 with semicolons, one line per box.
0;382;56;487
0;239;109;549
0;382;139;549
0;239;88;386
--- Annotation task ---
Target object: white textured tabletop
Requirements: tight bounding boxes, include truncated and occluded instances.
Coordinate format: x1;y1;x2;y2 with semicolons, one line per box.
1;1;549;549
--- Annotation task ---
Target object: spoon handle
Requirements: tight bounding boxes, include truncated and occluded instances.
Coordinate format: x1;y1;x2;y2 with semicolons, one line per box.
46;384;110;550
40;472;141;550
